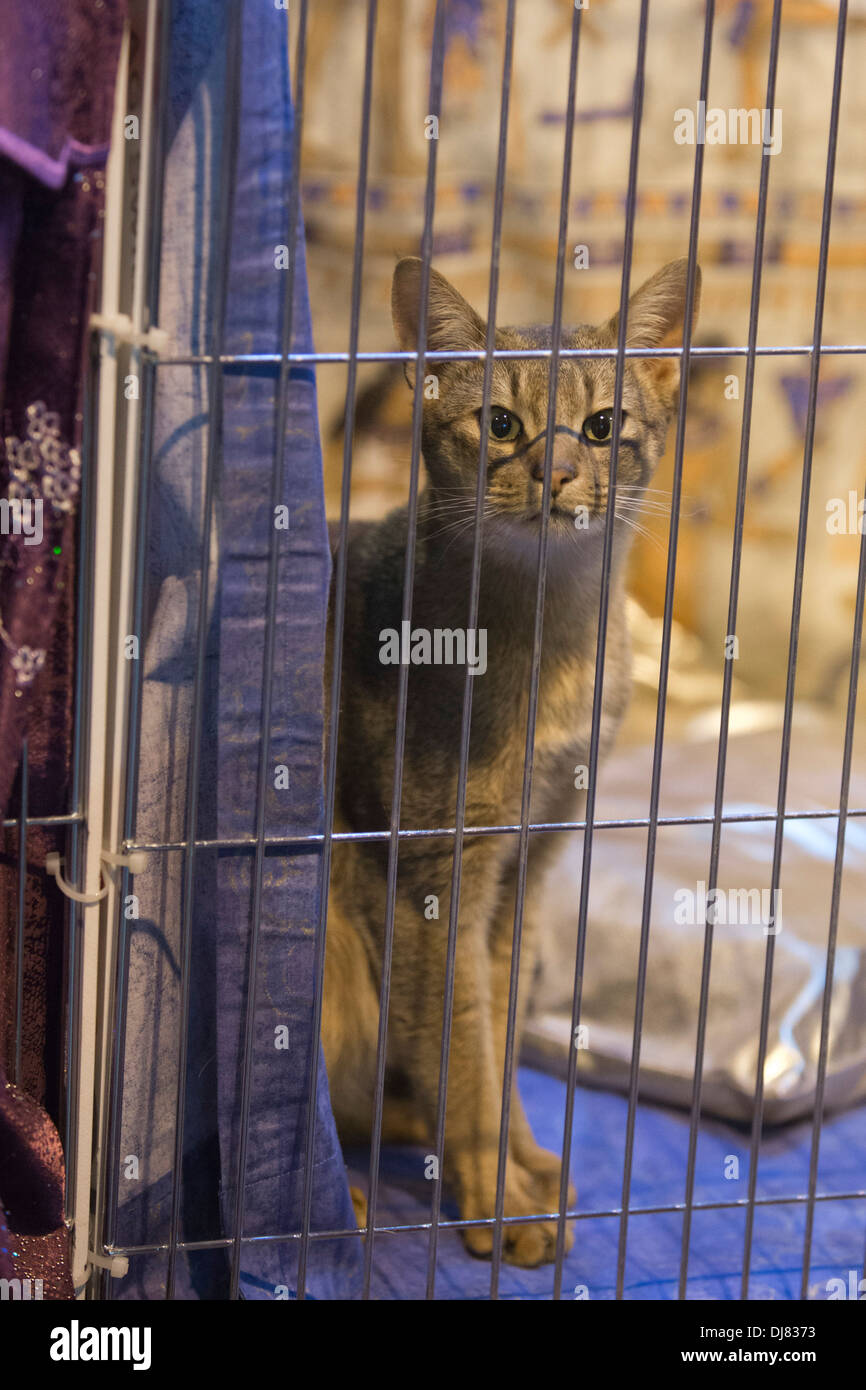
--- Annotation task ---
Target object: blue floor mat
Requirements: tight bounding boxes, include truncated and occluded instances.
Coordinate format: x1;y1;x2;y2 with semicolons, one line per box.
344;1068;866;1300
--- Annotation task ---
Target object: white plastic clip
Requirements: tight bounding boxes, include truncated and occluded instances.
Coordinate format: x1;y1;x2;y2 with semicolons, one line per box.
90;310;170;355
45;848;148;905
101;847;148;875
88;1250;130;1279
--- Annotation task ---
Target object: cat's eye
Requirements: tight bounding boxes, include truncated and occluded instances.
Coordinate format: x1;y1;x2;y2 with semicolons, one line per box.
583;408;625;443
484;407;522;443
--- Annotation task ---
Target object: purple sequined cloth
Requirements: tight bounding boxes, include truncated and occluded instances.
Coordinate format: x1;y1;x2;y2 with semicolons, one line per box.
0;0;125;1300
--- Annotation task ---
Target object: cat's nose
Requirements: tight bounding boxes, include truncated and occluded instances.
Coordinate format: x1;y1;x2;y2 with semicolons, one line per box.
531;460;575;495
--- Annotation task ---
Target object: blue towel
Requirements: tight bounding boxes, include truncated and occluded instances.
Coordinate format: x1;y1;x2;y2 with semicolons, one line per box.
113;0;359;1300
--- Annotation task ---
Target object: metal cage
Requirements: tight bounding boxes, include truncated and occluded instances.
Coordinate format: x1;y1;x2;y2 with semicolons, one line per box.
7;0;863;1302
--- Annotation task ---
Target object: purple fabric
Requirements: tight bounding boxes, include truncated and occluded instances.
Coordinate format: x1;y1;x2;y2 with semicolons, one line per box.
0;0;125;1300
0;0;122;188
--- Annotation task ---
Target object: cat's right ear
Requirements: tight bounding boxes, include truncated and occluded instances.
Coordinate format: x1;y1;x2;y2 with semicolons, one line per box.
605;259;701;406
391;258;486;388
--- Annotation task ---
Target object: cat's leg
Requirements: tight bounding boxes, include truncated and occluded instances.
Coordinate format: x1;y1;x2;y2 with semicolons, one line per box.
489;891;577;1228
488;814;580;1236
387;840;556;1267
322;889;381;1143
322;881;431;1147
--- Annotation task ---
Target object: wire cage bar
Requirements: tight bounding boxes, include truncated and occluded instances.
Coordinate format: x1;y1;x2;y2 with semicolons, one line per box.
37;0;863;1304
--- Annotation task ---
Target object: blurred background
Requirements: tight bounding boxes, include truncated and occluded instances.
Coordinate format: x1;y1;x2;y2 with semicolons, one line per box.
295;0;866;714
292;0;866;1126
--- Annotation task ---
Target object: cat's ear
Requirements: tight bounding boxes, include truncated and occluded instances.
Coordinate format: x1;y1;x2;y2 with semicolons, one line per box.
392;258;486;386
606;259;701;402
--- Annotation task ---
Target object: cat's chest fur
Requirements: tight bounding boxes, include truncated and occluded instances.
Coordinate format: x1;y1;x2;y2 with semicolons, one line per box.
331;514;633;835
462;603;632;827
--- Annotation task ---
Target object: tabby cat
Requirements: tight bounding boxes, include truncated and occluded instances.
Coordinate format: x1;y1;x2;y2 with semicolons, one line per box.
322;257;700;1266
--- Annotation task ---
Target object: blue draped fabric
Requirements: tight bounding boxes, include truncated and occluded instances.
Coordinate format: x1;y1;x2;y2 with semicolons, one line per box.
113;0;360;1300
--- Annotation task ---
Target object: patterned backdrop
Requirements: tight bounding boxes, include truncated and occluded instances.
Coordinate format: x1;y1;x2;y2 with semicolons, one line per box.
297;0;866;704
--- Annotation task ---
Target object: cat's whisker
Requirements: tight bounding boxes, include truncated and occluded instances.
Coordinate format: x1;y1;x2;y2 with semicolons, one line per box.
424;518;475;540
424;507;497;545
616;497;701;522
609;493;672;512
614;502;672;520
614;496;671;510
618;485;673;497
616;485;700;519
597;497;670;523
438;511;501;559
423;497;488;517
614;509;666;552
423;504;486;521
617;488;673;499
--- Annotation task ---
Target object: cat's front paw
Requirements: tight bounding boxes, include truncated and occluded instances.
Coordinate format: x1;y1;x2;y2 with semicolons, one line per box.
458;1165;574;1268
350;1185;368;1233
514;1140;577;1216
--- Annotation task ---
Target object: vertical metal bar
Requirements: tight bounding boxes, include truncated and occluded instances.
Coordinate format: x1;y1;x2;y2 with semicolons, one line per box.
312;0;378;1289
64;326;100;1257
294;0;378;1303
397;0;518;1295
165;0;244;1299
68;0;153;1281
614;0;713;1301
96;0;169;1300
229;0;309;1301
800;478;866;1297
551;0;652;1301
487;1;581;1299
359;0;448;1303
678;0;783;1299
740;0;847;1299
13;740;28;1084
102;358;158;1261
65;192;105;1216
62;324;100;1238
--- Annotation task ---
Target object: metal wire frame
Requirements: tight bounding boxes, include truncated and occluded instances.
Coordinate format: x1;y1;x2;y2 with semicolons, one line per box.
296;0;375;1302
121;804;866;855
162;0;245;1301
799;494;866;1299
485;0;586;1295
64;326;101;1271
101;1184;866;1259
546;0;652;1295
610;0;713;1304
96;0;175;1301
740;0;849;1300
229;0;309;1305
678;0;783;1301
349;0;450;1301
12;741;28;1086
153;345;866;367
452;0;526;1299
82;0;866;1302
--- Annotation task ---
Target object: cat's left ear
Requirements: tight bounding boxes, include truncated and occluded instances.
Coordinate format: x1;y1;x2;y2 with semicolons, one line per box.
606;259;701;403
392;258;486;388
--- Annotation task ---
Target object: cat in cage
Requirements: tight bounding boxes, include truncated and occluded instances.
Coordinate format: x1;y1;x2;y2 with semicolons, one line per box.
321;256;699;1266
